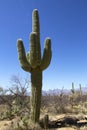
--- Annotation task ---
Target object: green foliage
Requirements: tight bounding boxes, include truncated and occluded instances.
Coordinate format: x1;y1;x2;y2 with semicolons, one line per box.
17;9;52;123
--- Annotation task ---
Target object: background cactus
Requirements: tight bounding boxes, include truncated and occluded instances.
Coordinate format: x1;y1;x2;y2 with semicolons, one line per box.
17;9;52;123
79;84;82;96
71;82;75;94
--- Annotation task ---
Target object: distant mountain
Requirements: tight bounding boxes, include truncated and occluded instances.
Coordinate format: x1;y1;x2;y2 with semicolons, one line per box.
42;87;87;96
42;88;70;96
26;86;87;96
75;87;87;94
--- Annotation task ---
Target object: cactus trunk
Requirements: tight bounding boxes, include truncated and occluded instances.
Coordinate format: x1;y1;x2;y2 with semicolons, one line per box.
30;71;42;122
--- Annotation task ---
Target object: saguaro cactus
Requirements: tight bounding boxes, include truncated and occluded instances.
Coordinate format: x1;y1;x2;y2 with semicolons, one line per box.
17;9;52;123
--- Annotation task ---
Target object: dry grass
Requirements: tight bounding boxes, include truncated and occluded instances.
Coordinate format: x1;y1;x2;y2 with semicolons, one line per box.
0;92;87;129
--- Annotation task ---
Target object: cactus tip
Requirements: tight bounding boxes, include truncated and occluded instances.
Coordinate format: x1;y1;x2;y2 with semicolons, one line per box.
17;39;22;42
17;38;22;41
46;38;51;43
46;37;51;40
33;9;39;15
33;9;38;12
17;39;23;46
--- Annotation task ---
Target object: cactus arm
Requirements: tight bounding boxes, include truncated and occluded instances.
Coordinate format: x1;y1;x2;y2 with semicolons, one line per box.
29;32;38;68
17;39;31;72
40;38;52;70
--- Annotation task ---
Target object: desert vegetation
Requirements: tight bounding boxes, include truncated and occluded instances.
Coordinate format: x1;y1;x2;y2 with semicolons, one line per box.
0;77;87;129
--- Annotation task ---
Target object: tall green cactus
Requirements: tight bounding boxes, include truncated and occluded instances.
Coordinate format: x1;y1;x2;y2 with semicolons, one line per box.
17;9;52;123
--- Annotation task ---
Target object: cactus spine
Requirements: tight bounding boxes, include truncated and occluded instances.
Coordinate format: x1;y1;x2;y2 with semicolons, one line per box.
17;9;52;123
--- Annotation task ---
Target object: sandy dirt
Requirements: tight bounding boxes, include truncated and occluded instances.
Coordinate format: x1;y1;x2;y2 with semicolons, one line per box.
0;114;86;130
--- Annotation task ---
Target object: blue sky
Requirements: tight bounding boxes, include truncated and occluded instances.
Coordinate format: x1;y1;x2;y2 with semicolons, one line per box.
0;0;87;91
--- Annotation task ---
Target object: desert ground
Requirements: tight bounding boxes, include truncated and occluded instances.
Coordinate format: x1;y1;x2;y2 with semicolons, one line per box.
0;86;87;129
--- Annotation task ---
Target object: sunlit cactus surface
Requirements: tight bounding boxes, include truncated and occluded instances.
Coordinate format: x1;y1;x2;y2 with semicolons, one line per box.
17;9;52;123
